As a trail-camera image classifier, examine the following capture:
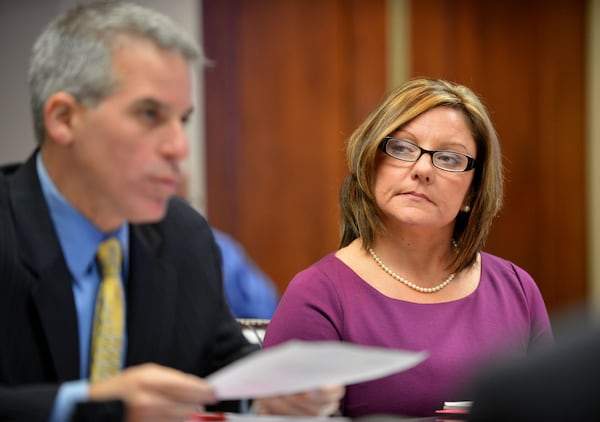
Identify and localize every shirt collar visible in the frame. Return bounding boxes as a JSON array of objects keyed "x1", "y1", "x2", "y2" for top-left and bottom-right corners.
[{"x1": 36, "y1": 153, "x2": 129, "y2": 281}]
